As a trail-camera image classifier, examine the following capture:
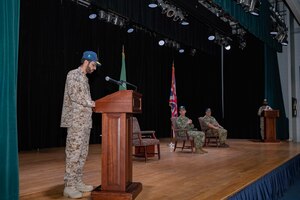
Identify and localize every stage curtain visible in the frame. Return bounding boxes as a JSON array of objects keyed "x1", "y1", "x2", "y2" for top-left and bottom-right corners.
[
  {"x1": 229, "y1": 155, "x2": 300, "y2": 200},
  {"x1": 0, "y1": 0, "x2": 20, "y2": 199}
]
